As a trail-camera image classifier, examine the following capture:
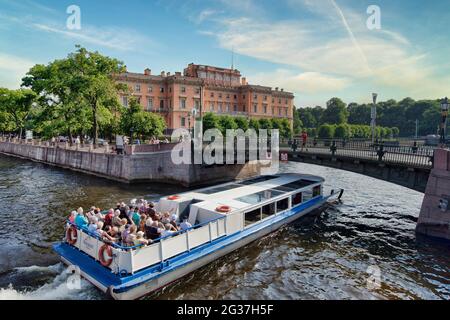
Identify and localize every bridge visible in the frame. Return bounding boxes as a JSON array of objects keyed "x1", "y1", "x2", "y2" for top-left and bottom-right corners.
[{"x1": 281, "y1": 139, "x2": 435, "y2": 193}]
